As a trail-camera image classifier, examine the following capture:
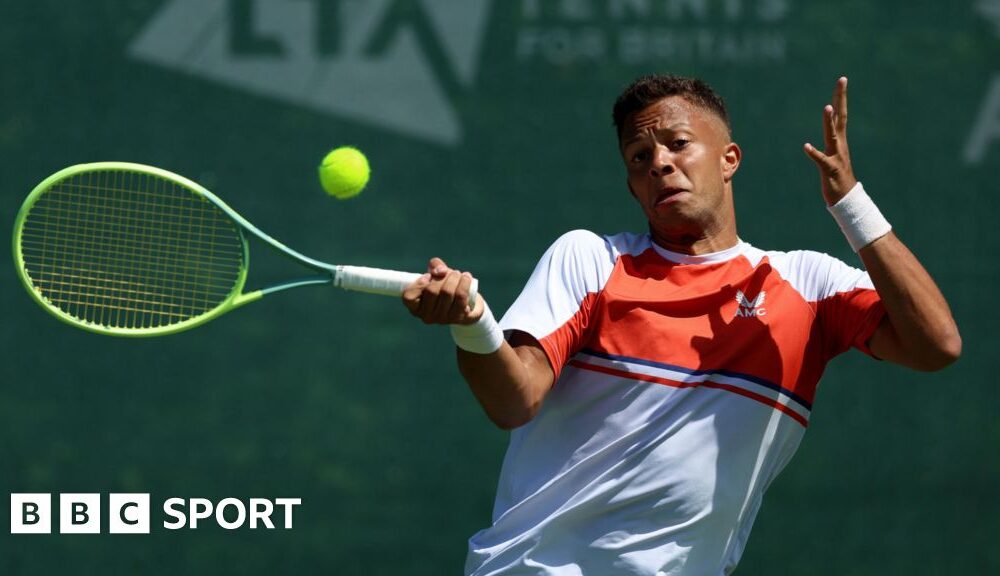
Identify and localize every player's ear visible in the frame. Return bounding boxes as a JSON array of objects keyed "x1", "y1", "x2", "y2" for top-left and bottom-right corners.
[{"x1": 721, "y1": 142, "x2": 741, "y2": 182}]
